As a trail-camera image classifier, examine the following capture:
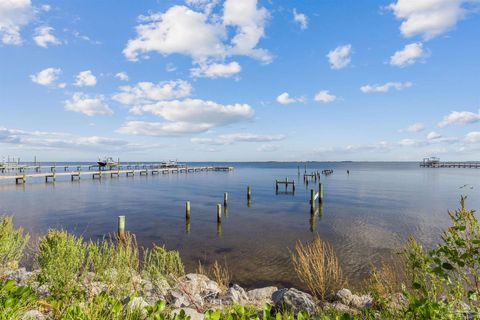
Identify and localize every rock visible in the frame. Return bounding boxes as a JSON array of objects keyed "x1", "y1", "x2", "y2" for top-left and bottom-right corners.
[
  {"x1": 223, "y1": 284, "x2": 249, "y2": 304},
  {"x1": 272, "y1": 288, "x2": 316, "y2": 315},
  {"x1": 142, "y1": 277, "x2": 171, "y2": 304},
  {"x1": 168, "y1": 274, "x2": 221, "y2": 308},
  {"x1": 21, "y1": 310, "x2": 46, "y2": 320},
  {"x1": 350, "y1": 294, "x2": 373, "y2": 309},
  {"x1": 126, "y1": 297, "x2": 149, "y2": 317},
  {"x1": 335, "y1": 288, "x2": 353, "y2": 306},
  {"x1": 247, "y1": 286, "x2": 277, "y2": 302},
  {"x1": 172, "y1": 307, "x2": 204, "y2": 320},
  {"x1": 332, "y1": 302, "x2": 352, "y2": 313},
  {"x1": 3, "y1": 268, "x2": 33, "y2": 286}
]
